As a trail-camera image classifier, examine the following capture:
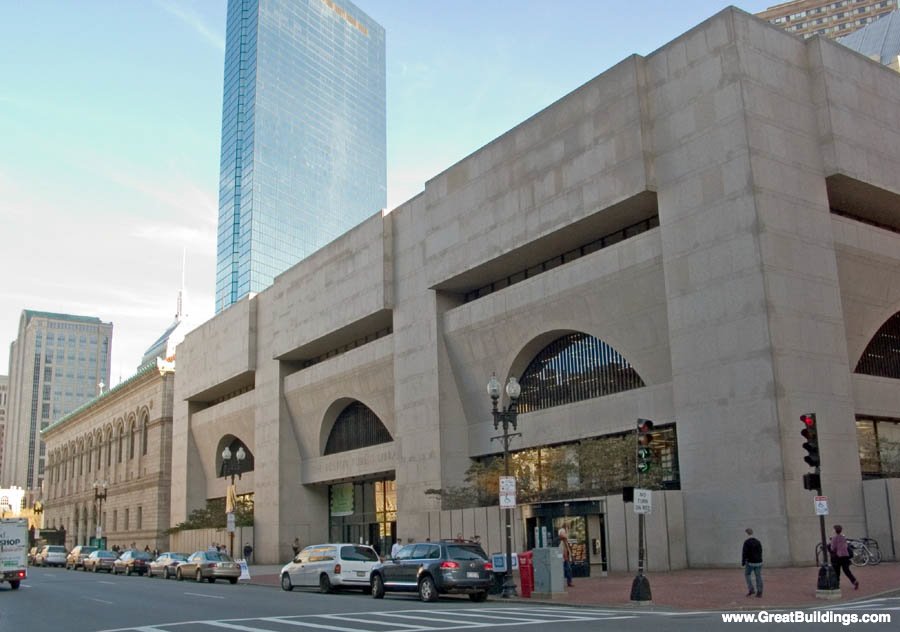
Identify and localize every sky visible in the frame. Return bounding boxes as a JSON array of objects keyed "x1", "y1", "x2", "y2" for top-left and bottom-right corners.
[{"x1": 0, "y1": 0, "x2": 776, "y2": 381}]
